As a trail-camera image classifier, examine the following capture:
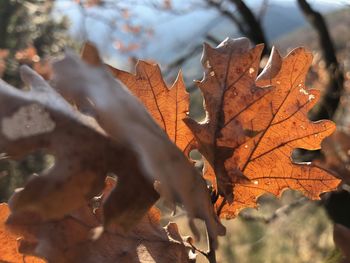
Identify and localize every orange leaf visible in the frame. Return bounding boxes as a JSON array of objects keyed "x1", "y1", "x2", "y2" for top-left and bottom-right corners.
[
  {"x1": 185, "y1": 38, "x2": 340, "y2": 218},
  {"x1": 108, "y1": 61, "x2": 195, "y2": 155},
  {"x1": 5, "y1": 179, "x2": 195, "y2": 263},
  {"x1": 0, "y1": 203, "x2": 44, "y2": 263}
]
